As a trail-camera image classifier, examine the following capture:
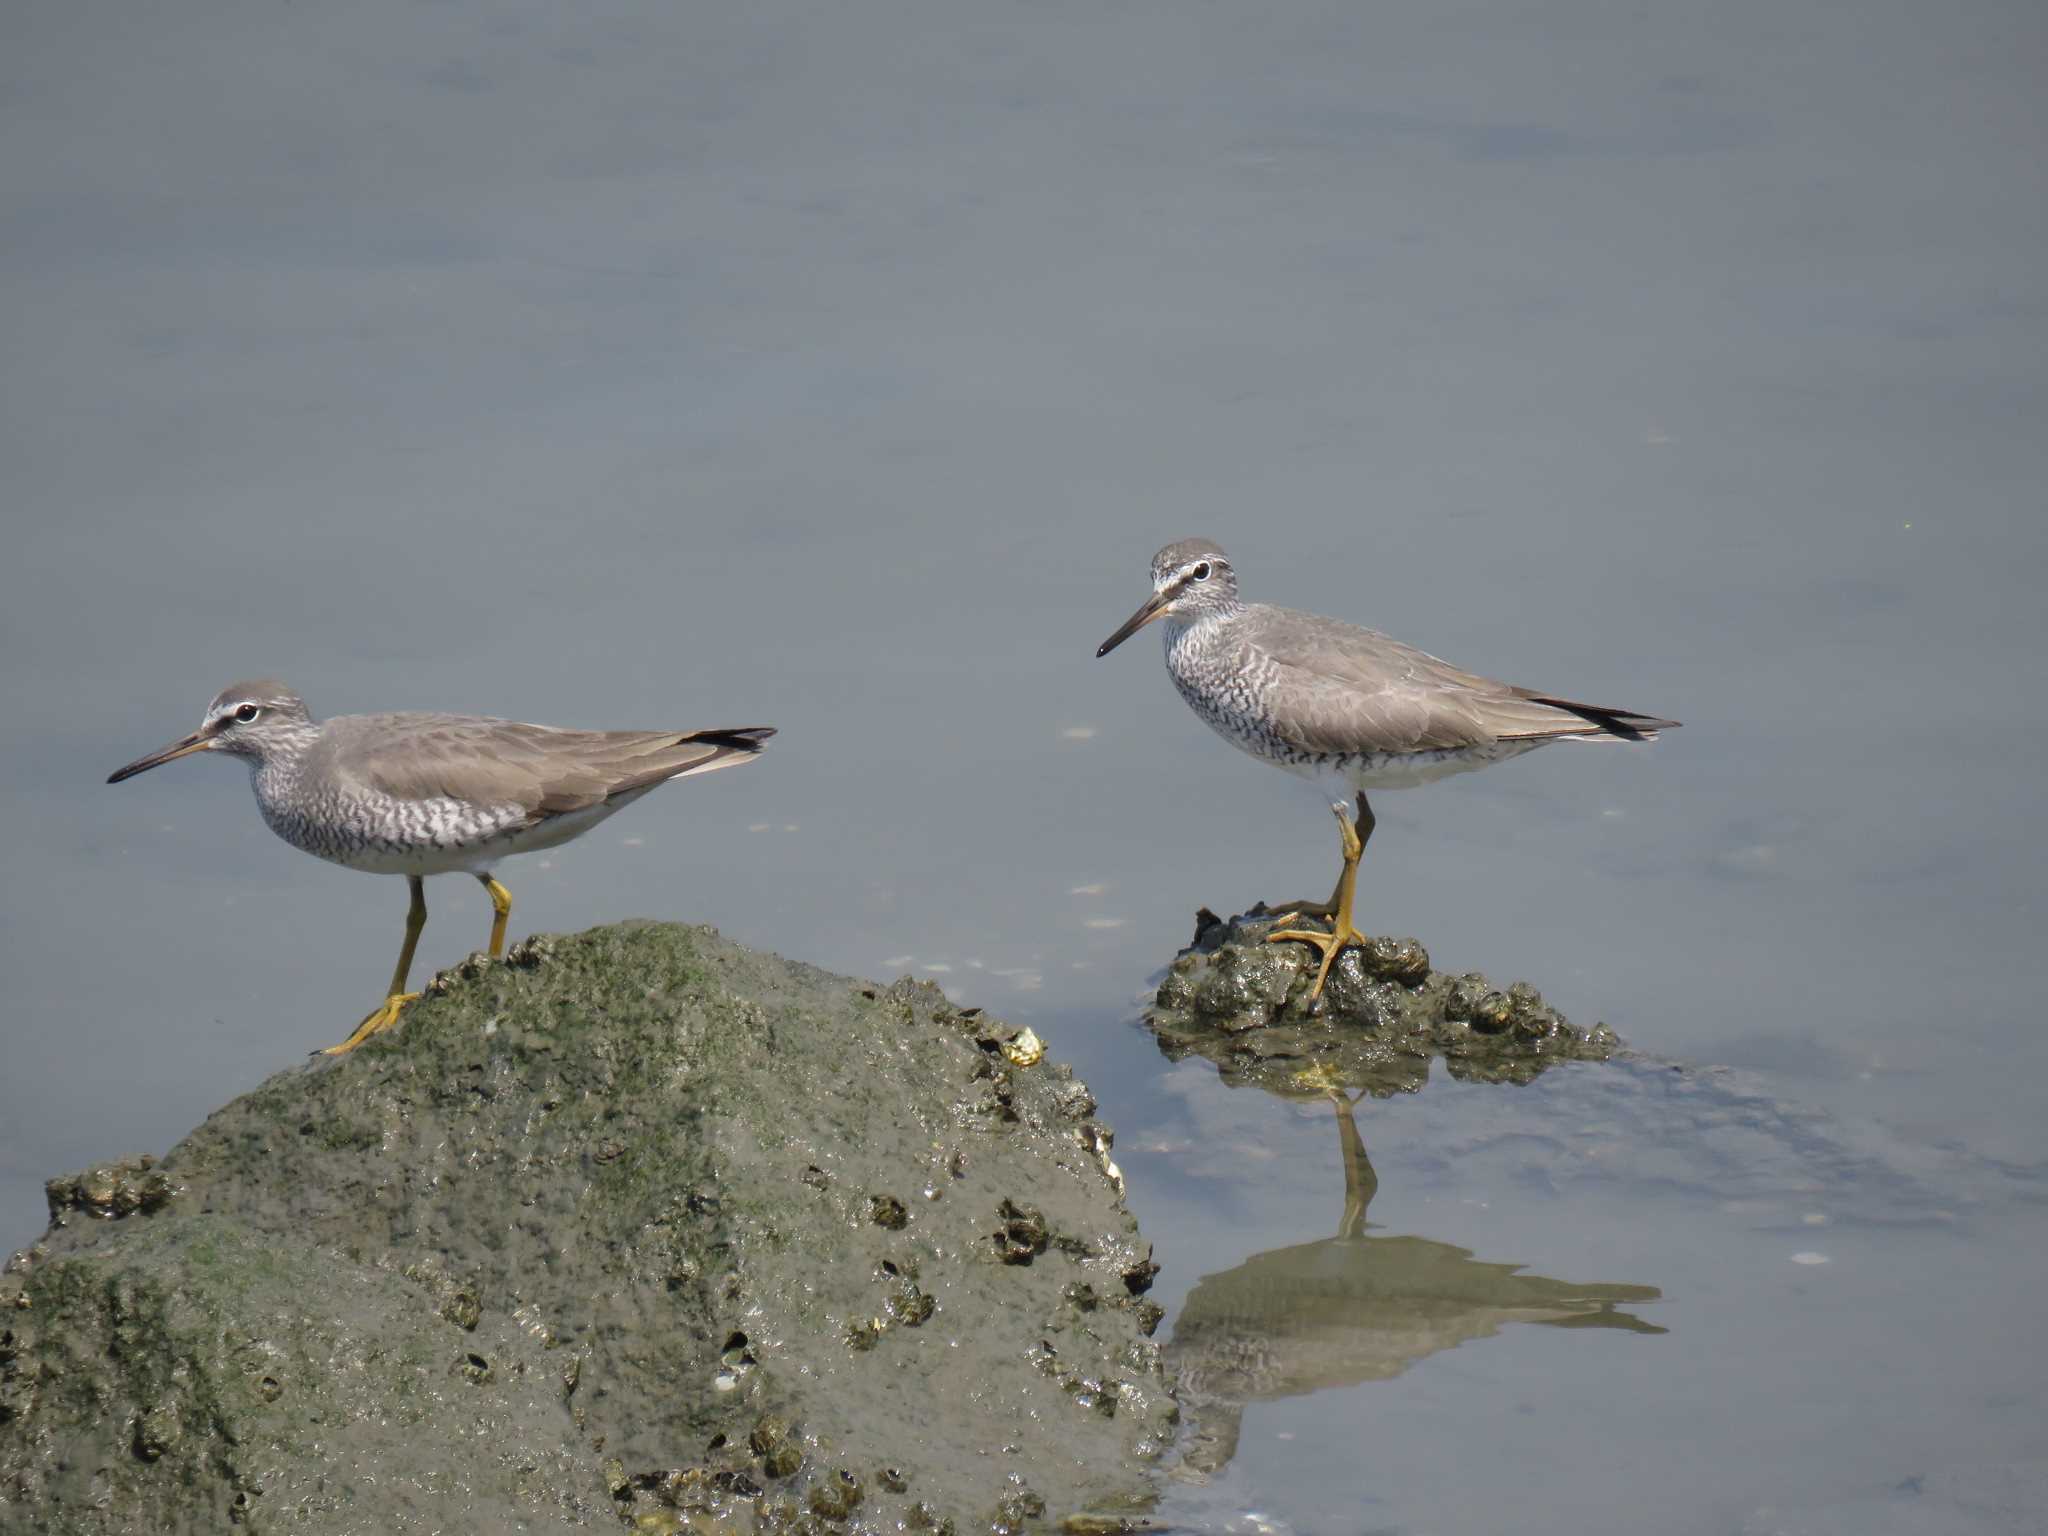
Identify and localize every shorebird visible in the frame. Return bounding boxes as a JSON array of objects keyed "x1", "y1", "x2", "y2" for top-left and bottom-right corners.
[
  {"x1": 109, "y1": 680, "x2": 774, "y2": 1054},
  {"x1": 1097, "y1": 539, "x2": 1676, "y2": 1003}
]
